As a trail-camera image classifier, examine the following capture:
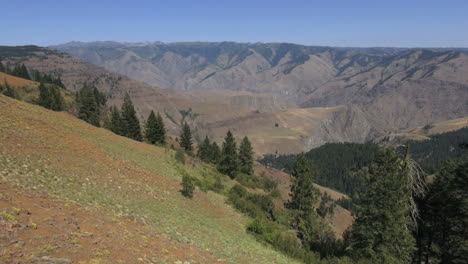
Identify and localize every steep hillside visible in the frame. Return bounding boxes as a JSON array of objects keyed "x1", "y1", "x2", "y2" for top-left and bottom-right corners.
[{"x1": 0, "y1": 95, "x2": 298, "y2": 263}]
